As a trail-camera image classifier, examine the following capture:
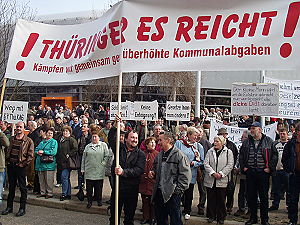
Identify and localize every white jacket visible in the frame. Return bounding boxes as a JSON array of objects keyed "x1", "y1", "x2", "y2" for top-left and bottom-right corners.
[{"x1": 204, "y1": 146, "x2": 234, "y2": 188}]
